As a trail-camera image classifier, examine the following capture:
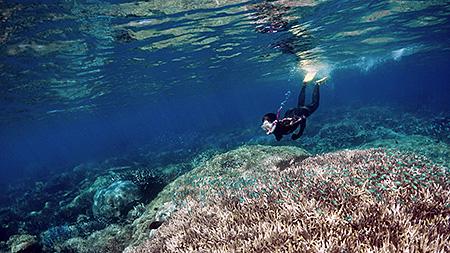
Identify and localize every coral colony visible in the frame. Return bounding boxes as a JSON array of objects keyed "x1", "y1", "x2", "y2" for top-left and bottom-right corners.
[{"x1": 126, "y1": 146, "x2": 449, "y2": 253}]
